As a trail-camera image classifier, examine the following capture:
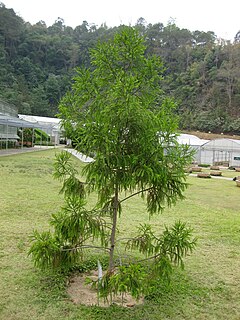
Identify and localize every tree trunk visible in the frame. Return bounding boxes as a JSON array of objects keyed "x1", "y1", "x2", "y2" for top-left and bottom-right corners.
[{"x1": 108, "y1": 185, "x2": 118, "y2": 271}]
